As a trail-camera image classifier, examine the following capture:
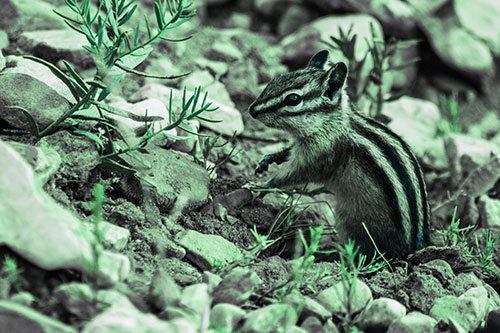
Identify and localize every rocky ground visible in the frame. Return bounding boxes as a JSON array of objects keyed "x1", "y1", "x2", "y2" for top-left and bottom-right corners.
[{"x1": 1, "y1": 0, "x2": 500, "y2": 332}]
